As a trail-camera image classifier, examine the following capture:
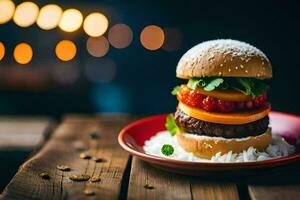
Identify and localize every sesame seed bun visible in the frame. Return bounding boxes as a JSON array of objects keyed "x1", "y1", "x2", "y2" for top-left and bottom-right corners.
[
  {"x1": 176, "y1": 128, "x2": 271, "y2": 159},
  {"x1": 176, "y1": 39, "x2": 272, "y2": 80}
]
